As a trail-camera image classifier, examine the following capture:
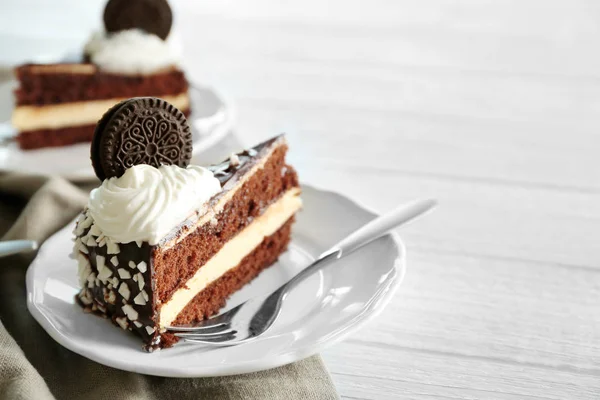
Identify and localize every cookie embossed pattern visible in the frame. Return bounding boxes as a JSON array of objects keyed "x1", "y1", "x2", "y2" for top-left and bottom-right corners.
[{"x1": 91, "y1": 97, "x2": 193, "y2": 180}]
